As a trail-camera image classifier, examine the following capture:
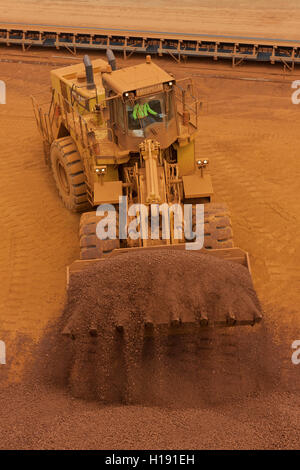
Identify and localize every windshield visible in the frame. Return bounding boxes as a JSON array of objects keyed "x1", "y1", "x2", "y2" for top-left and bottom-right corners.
[{"x1": 126, "y1": 92, "x2": 172, "y2": 137}]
